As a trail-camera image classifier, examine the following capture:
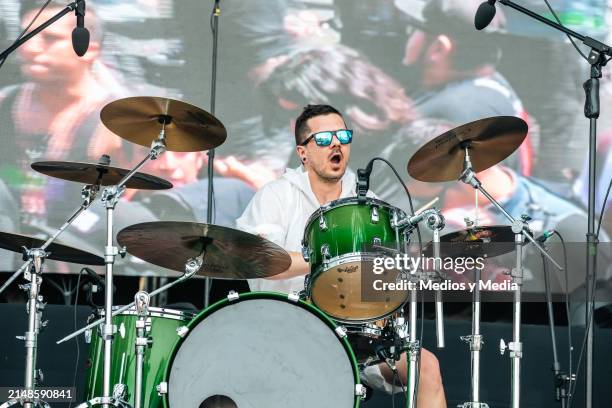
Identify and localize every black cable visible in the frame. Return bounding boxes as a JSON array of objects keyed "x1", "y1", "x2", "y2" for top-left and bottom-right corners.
[
  {"x1": 552, "y1": 231, "x2": 572, "y2": 401},
  {"x1": 595, "y1": 176, "x2": 611, "y2": 238},
  {"x1": 541, "y1": 231, "x2": 573, "y2": 406},
  {"x1": 542, "y1": 0, "x2": 589, "y2": 61},
  {"x1": 0, "y1": 0, "x2": 53, "y2": 70},
  {"x1": 68, "y1": 267, "x2": 85, "y2": 408}
]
